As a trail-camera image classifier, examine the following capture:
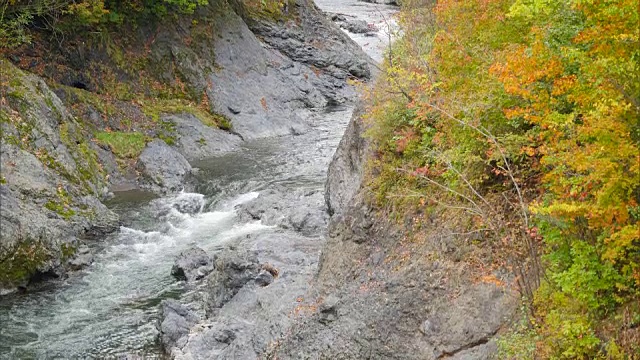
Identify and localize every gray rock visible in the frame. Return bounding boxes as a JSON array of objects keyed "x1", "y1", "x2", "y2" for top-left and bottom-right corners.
[
  {"x1": 67, "y1": 245, "x2": 94, "y2": 270},
  {"x1": 136, "y1": 140, "x2": 192, "y2": 195},
  {"x1": 341, "y1": 19, "x2": 376, "y2": 34},
  {"x1": 167, "y1": 114, "x2": 242, "y2": 162},
  {"x1": 172, "y1": 195, "x2": 204, "y2": 216},
  {"x1": 158, "y1": 299, "x2": 200, "y2": 353},
  {"x1": 325, "y1": 104, "x2": 368, "y2": 216},
  {"x1": 254, "y1": 270, "x2": 274, "y2": 287},
  {"x1": 171, "y1": 246, "x2": 214, "y2": 282},
  {"x1": 358, "y1": 0, "x2": 399, "y2": 5},
  {"x1": 205, "y1": 248, "x2": 261, "y2": 313},
  {"x1": 0, "y1": 62, "x2": 119, "y2": 293},
  {"x1": 236, "y1": 187, "x2": 328, "y2": 236},
  {"x1": 247, "y1": 0, "x2": 374, "y2": 81}
]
